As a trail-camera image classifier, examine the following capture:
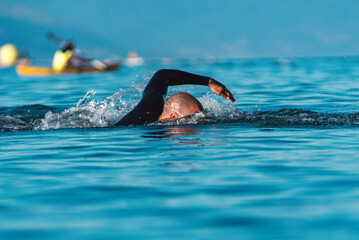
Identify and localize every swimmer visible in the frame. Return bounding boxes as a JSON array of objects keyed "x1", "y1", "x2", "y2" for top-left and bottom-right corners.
[{"x1": 115, "y1": 69, "x2": 235, "y2": 125}]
